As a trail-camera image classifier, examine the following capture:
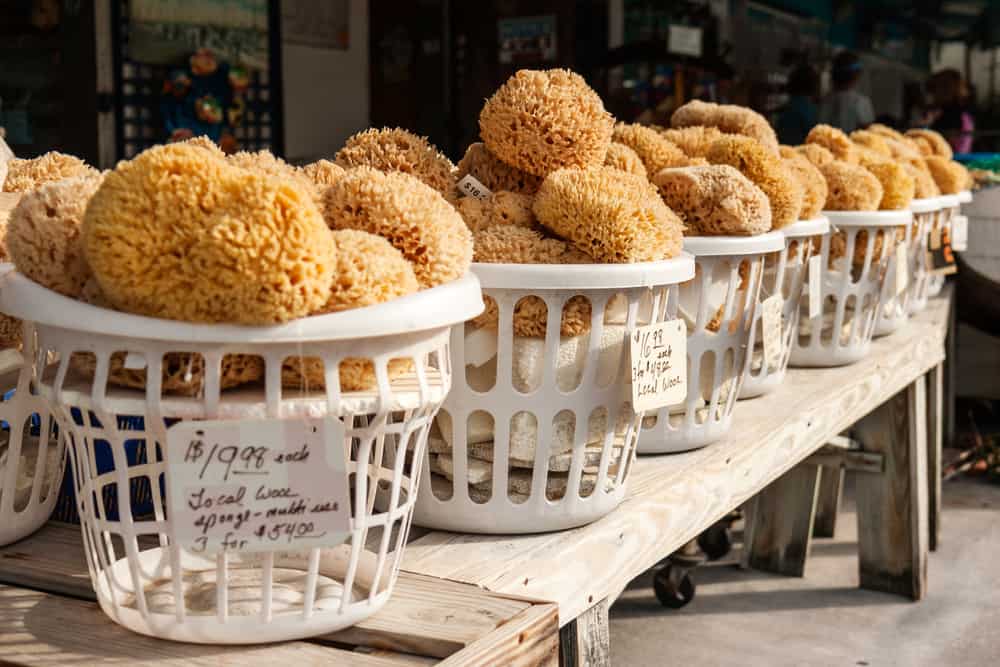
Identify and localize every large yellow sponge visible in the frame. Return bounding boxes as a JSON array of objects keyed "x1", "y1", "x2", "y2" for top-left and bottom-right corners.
[
  {"x1": 455, "y1": 142, "x2": 542, "y2": 195},
  {"x1": 479, "y1": 69, "x2": 614, "y2": 177},
  {"x1": 653, "y1": 165, "x2": 772, "y2": 236},
  {"x1": 706, "y1": 135, "x2": 803, "y2": 228},
  {"x1": 670, "y1": 100, "x2": 779, "y2": 155},
  {"x1": 335, "y1": 127, "x2": 456, "y2": 200},
  {"x1": 83, "y1": 143, "x2": 336, "y2": 324}
]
